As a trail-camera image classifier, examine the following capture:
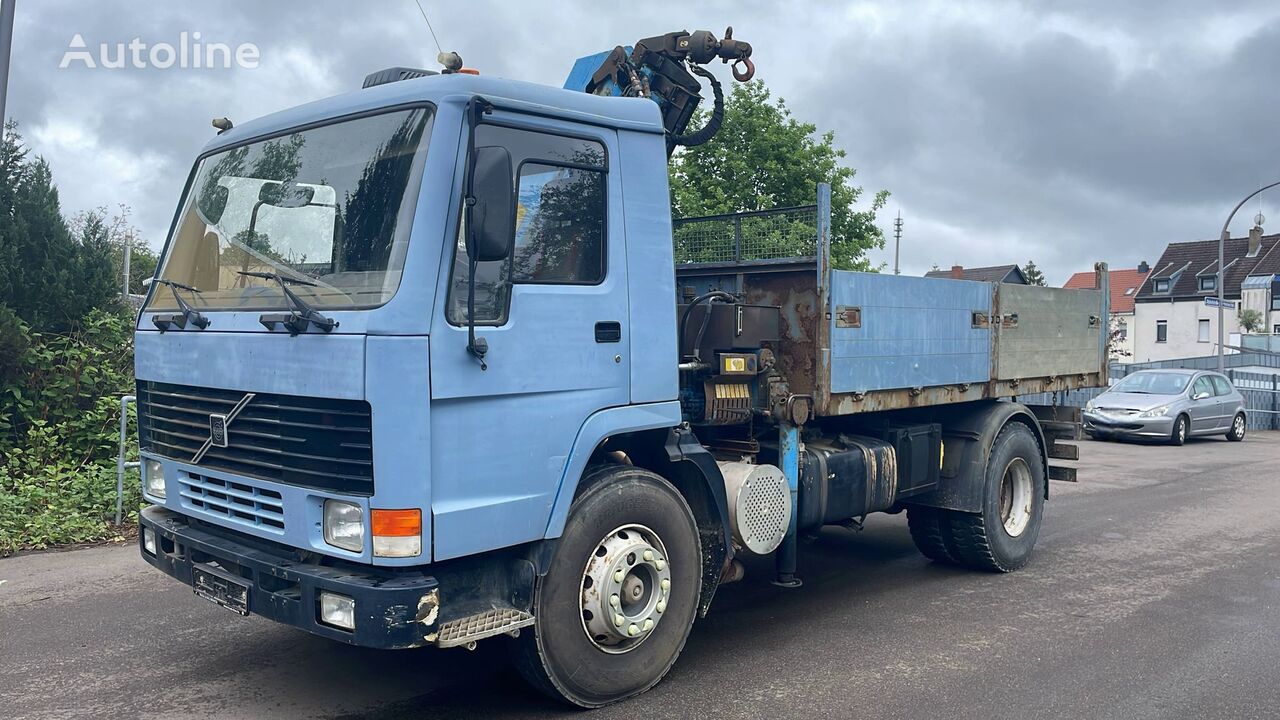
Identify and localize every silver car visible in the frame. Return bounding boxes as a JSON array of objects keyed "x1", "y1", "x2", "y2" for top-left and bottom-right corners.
[{"x1": 1082, "y1": 369, "x2": 1247, "y2": 445}]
